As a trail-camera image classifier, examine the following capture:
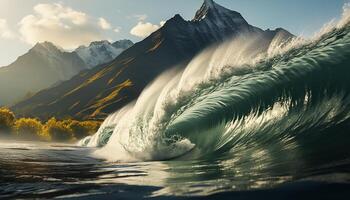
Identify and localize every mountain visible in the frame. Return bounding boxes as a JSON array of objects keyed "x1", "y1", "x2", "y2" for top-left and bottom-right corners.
[
  {"x1": 13, "y1": 0, "x2": 294, "y2": 120},
  {"x1": 0, "y1": 40, "x2": 133, "y2": 106},
  {"x1": 0, "y1": 42, "x2": 86, "y2": 105},
  {"x1": 75, "y1": 40, "x2": 133, "y2": 69}
]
